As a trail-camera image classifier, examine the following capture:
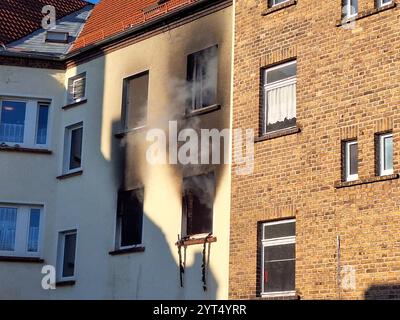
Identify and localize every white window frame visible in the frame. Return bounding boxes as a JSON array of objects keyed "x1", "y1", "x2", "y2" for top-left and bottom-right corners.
[
  {"x1": 345, "y1": 140, "x2": 358, "y2": 182},
  {"x1": 343, "y1": 0, "x2": 358, "y2": 19},
  {"x1": 62, "y1": 122, "x2": 83, "y2": 175},
  {"x1": 0, "y1": 203, "x2": 44, "y2": 258},
  {"x1": 269, "y1": 0, "x2": 290, "y2": 7},
  {"x1": 261, "y1": 219, "x2": 296, "y2": 297},
  {"x1": 57, "y1": 230, "x2": 78, "y2": 281},
  {"x1": 0, "y1": 97, "x2": 51, "y2": 149},
  {"x1": 377, "y1": 0, "x2": 392, "y2": 8},
  {"x1": 68, "y1": 73, "x2": 86, "y2": 104},
  {"x1": 263, "y1": 60, "x2": 297, "y2": 134},
  {"x1": 379, "y1": 133, "x2": 394, "y2": 176}
]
